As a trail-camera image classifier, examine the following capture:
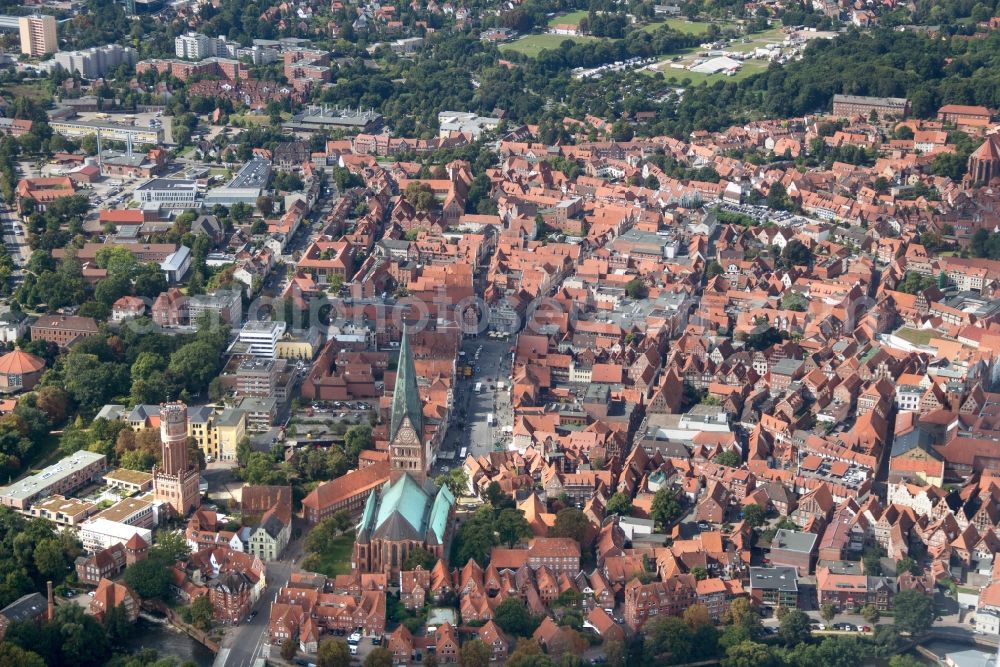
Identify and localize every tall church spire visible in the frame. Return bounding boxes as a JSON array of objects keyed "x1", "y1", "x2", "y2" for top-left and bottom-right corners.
[{"x1": 390, "y1": 325, "x2": 423, "y2": 443}]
